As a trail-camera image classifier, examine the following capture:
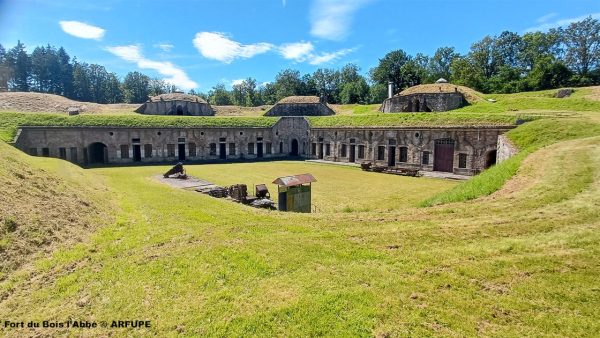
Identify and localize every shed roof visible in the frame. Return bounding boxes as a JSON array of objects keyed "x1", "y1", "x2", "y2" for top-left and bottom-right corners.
[
  {"x1": 277, "y1": 96, "x2": 321, "y2": 104},
  {"x1": 272, "y1": 173, "x2": 317, "y2": 186},
  {"x1": 147, "y1": 93, "x2": 208, "y2": 104}
]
